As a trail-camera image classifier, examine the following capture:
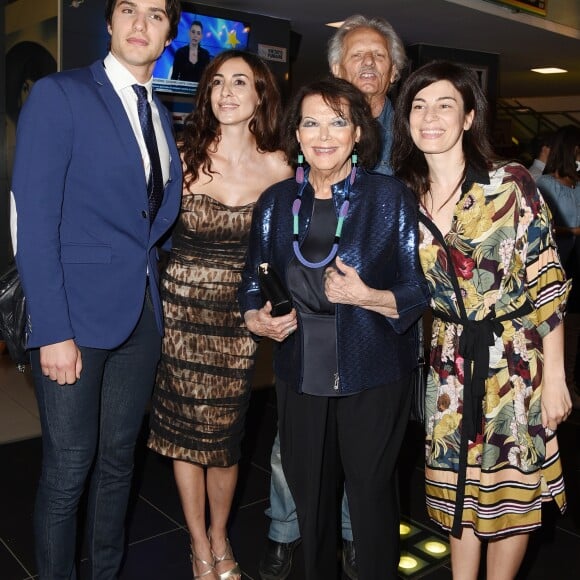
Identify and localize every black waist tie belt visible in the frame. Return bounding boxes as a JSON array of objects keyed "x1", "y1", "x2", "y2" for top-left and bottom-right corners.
[
  {"x1": 433, "y1": 301, "x2": 533, "y2": 538},
  {"x1": 419, "y1": 209, "x2": 534, "y2": 538}
]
